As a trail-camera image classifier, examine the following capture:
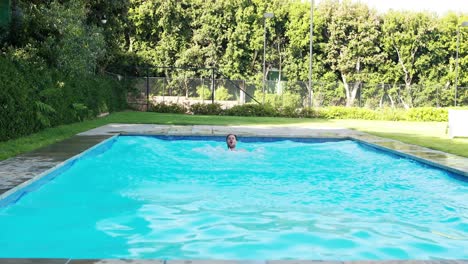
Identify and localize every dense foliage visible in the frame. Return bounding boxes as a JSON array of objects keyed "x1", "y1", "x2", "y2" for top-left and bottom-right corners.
[
  {"x1": 4, "y1": 0, "x2": 465, "y2": 105},
  {"x1": 150, "y1": 102, "x2": 187, "y2": 114},
  {"x1": 1, "y1": 0, "x2": 467, "y2": 143},
  {"x1": 190, "y1": 103, "x2": 224, "y2": 115},
  {"x1": 0, "y1": 1, "x2": 130, "y2": 142},
  {"x1": 97, "y1": 0, "x2": 467, "y2": 107},
  {"x1": 0, "y1": 55, "x2": 128, "y2": 141}
]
